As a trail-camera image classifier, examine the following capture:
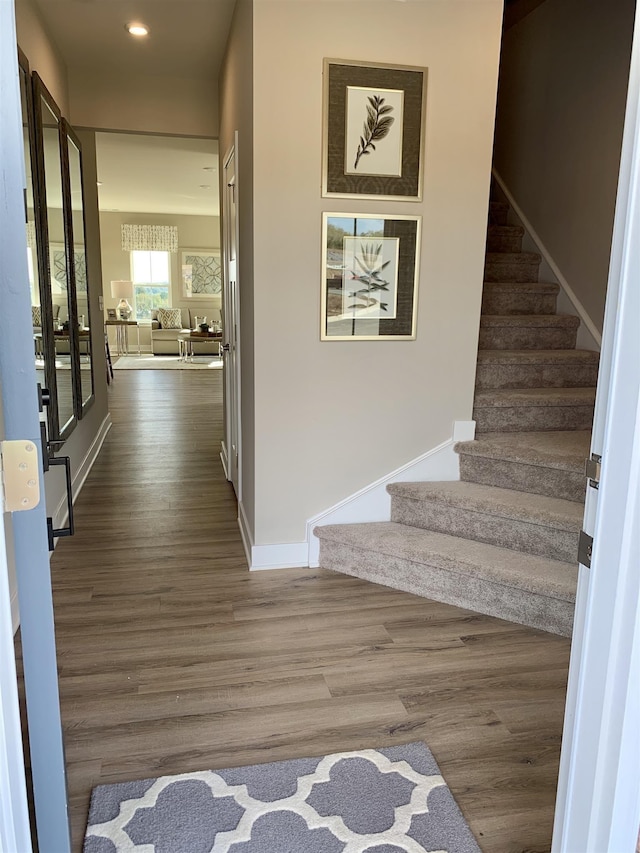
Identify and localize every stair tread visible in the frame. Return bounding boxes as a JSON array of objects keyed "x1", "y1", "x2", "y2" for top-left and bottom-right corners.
[
  {"x1": 474, "y1": 387, "x2": 596, "y2": 407},
  {"x1": 455, "y1": 430, "x2": 592, "y2": 472},
  {"x1": 387, "y1": 480, "x2": 583, "y2": 532},
  {"x1": 485, "y1": 252, "x2": 541, "y2": 263},
  {"x1": 487, "y1": 224, "x2": 524, "y2": 236},
  {"x1": 482, "y1": 281, "x2": 559, "y2": 292},
  {"x1": 315, "y1": 522, "x2": 577, "y2": 601},
  {"x1": 480, "y1": 314, "x2": 580, "y2": 327},
  {"x1": 477, "y1": 349, "x2": 599, "y2": 364}
]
